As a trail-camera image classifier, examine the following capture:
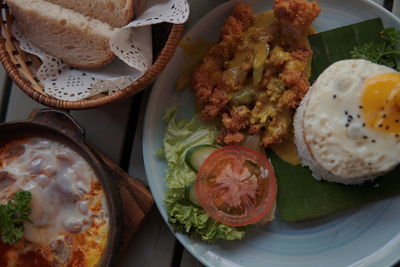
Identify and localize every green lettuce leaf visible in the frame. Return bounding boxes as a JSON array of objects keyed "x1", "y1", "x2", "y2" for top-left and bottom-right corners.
[
  {"x1": 161, "y1": 106, "x2": 246, "y2": 242},
  {"x1": 162, "y1": 105, "x2": 218, "y2": 189}
]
